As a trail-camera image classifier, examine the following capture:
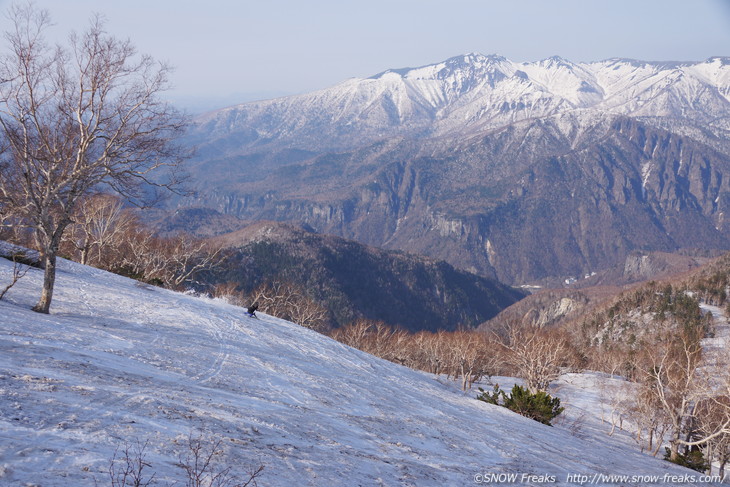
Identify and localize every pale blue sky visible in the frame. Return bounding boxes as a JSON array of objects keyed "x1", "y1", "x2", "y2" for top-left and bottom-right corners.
[{"x1": 1, "y1": 0, "x2": 729, "y2": 111}]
